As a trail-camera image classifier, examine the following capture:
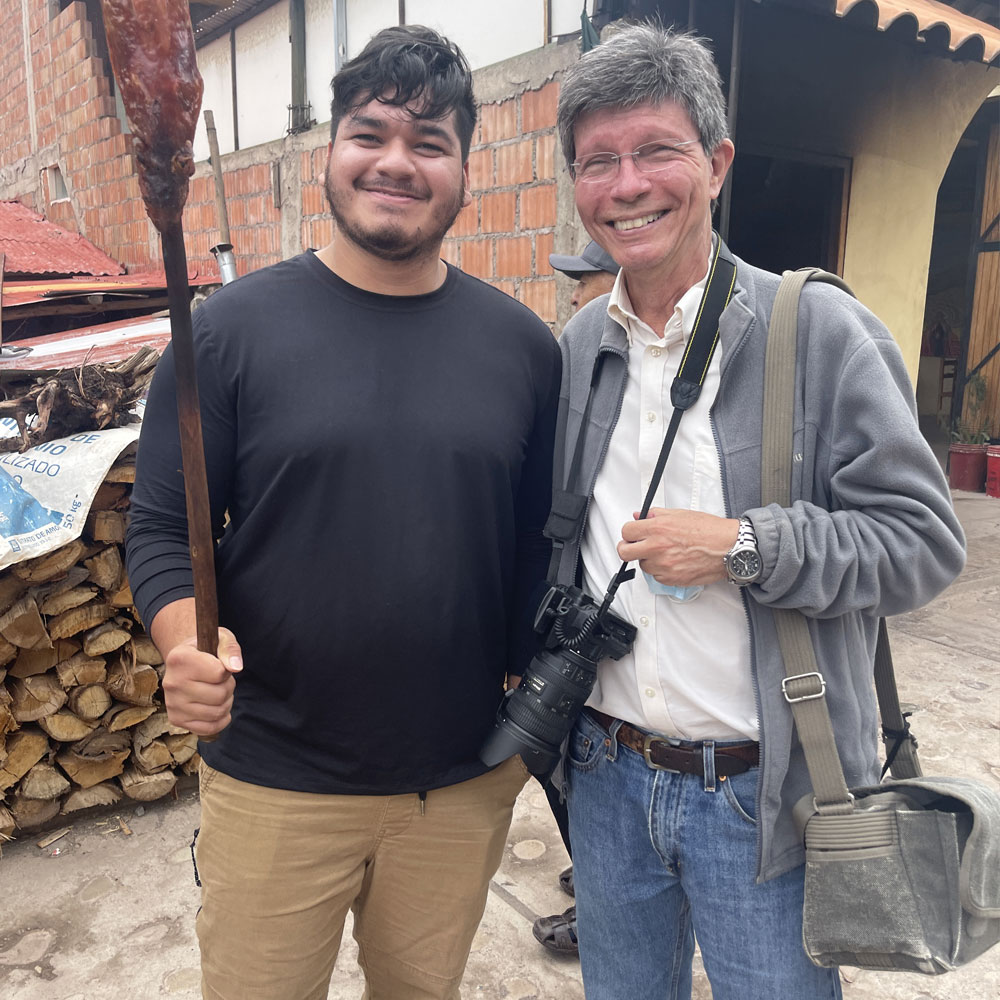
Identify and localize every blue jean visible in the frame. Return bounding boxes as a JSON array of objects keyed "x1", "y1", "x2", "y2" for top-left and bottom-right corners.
[{"x1": 565, "y1": 710, "x2": 842, "y2": 1000}]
